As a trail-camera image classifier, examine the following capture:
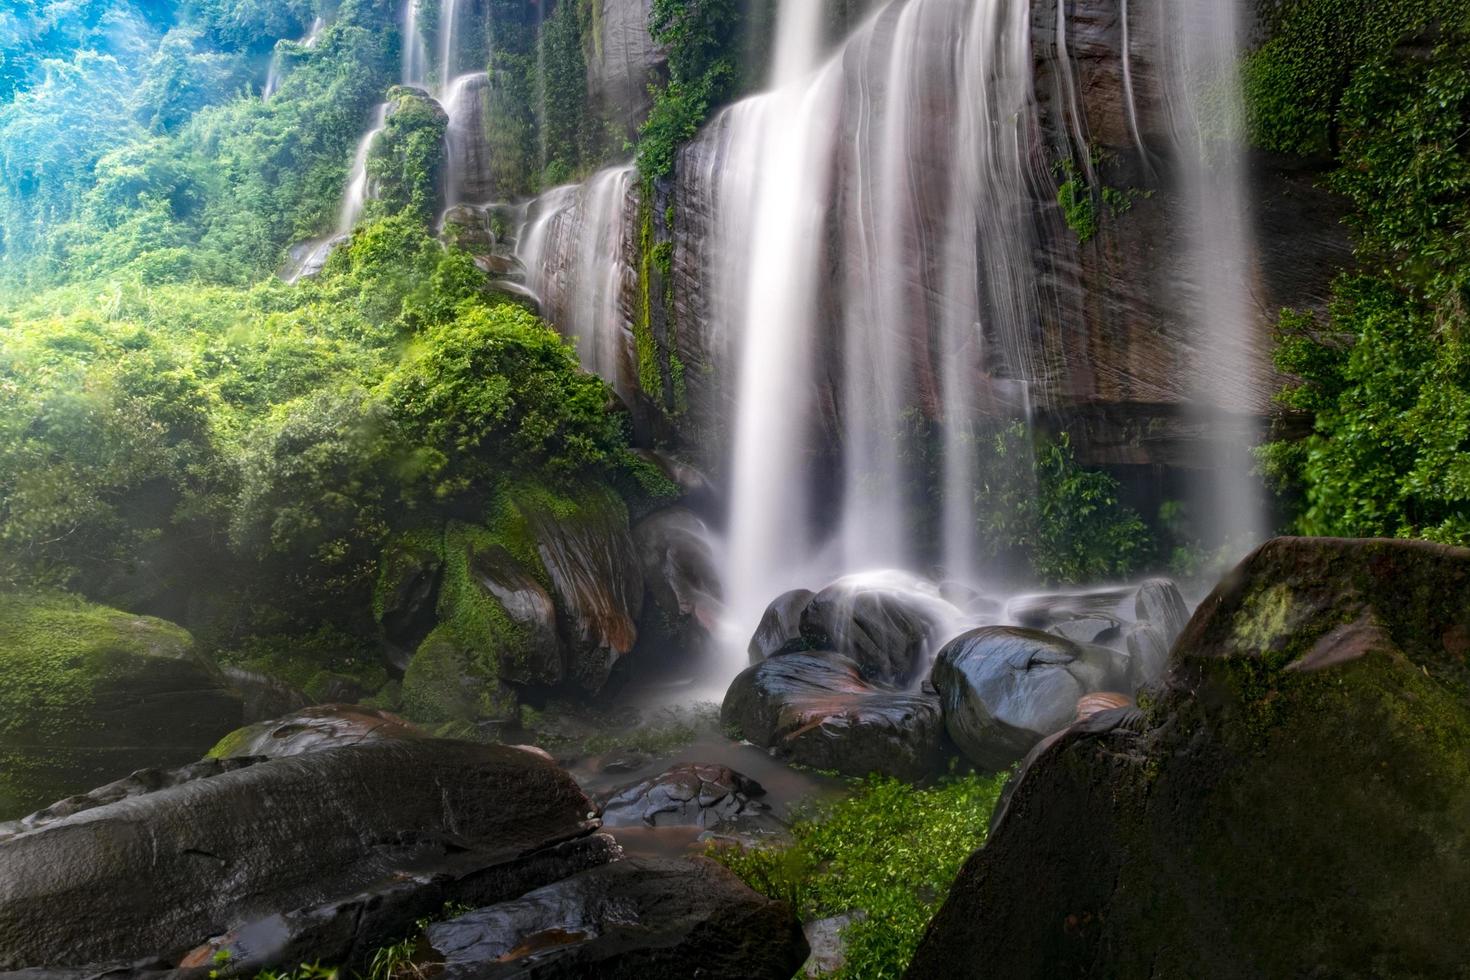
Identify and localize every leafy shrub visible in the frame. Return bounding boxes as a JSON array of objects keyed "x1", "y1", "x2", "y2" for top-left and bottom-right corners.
[{"x1": 710, "y1": 773, "x2": 1008, "y2": 979}]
